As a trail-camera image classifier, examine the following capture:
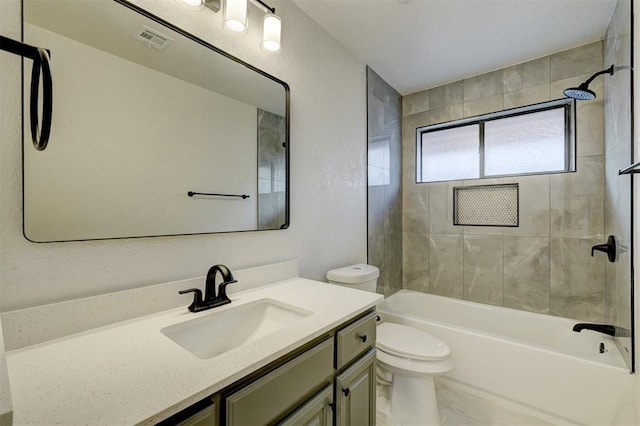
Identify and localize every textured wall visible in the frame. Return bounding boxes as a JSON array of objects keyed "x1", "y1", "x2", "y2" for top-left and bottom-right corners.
[
  {"x1": 402, "y1": 42, "x2": 610, "y2": 322},
  {"x1": 604, "y1": 0, "x2": 633, "y2": 368},
  {"x1": 0, "y1": 0, "x2": 367, "y2": 311},
  {"x1": 367, "y1": 68, "x2": 403, "y2": 296}
]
